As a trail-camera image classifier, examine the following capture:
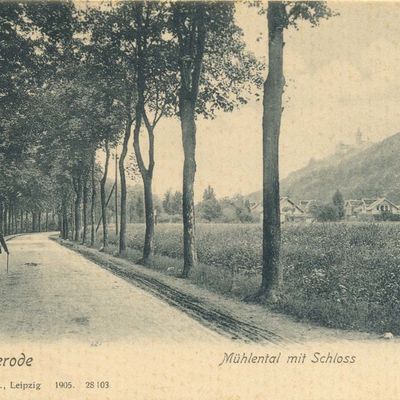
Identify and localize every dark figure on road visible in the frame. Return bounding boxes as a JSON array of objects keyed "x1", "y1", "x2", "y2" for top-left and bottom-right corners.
[{"x1": 0, "y1": 233, "x2": 9, "y2": 254}]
